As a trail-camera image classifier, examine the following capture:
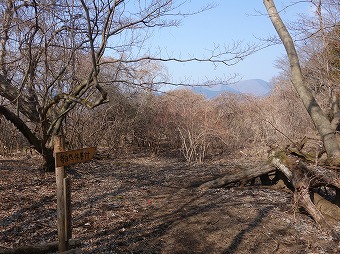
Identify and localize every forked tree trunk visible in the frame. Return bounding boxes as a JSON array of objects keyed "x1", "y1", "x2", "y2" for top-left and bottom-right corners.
[{"x1": 263, "y1": 0, "x2": 340, "y2": 162}]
